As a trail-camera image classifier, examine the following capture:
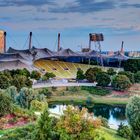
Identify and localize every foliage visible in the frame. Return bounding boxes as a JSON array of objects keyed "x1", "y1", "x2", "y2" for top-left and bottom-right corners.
[
  {"x1": 85, "y1": 67, "x2": 102, "y2": 82},
  {"x1": 107, "y1": 68, "x2": 116, "y2": 76},
  {"x1": 30, "y1": 100, "x2": 46, "y2": 112},
  {"x1": 33, "y1": 106, "x2": 57, "y2": 140},
  {"x1": 117, "y1": 123, "x2": 132, "y2": 139},
  {"x1": 96, "y1": 72, "x2": 111, "y2": 87},
  {"x1": 6, "y1": 86, "x2": 18, "y2": 103},
  {"x1": 12, "y1": 74, "x2": 32, "y2": 91},
  {"x1": 39, "y1": 88, "x2": 52, "y2": 98},
  {"x1": 123, "y1": 59, "x2": 140, "y2": 73},
  {"x1": 42, "y1": 72, "x2": 56, "y2": 81},
  {"x1": 0, "y1": 124, "x2": 35, "y2": 140},
  {"x1": 112, "y1": 74, "x2": 132, "y2": 91},
  {"x1": 30, "y1": 70, "x2": 41, "y2": 80},
  {"x1": 98, "y1": 116, "x2": 109, "y2": 128},
  {"x1": 0, "y1": 92, "x2": 13, "y2": 117},
  {"x1": 76, "y1": 69, "x2": 85, "y2": 80},
  {"x1": 0, "y1": 74, "x2": 11, "y2": 89},
  {"x1": 56, "y1": 106, "x2": 102, "y2": 140},
  {"x1": 68, "y1": 86, "x2": 80, "y2": 93},
  {"x1": 118, "y1": 71, "x2": 135, "y2": 84},
  {"x1": 81, "y1": 86, "x2": 111, "y2": 96},
  {"x1": 126, "y1": 95, "x2": 140, "y2": 139},
  {"x1": 16, "y1": 88, "x2": 36, "y2": 109},
  {"x1": 134, "y1": 71, "x2": 140, "y2": 83}
]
